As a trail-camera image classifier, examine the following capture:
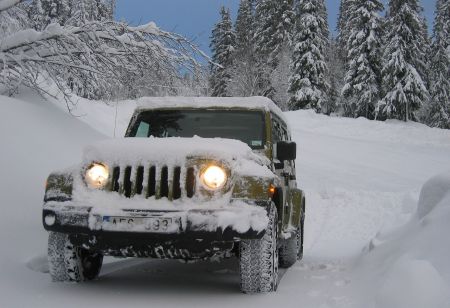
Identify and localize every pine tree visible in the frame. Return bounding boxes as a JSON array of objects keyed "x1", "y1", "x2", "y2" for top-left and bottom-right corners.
[
  {"x1": 97, "y1": 0, "x2": 115, "y2": 21},
  {"x1": 29, "y1": 0, "x2": 72, "y2": 30},
  {"x1": 28, "y1": 0, "x2": 47, "y2": 30},
  {"x1": 235, "y1": 0, "x2": 253, "y2": 52},
  {"x1": 336, "y1": 0, "x2": 354, "y2": 60},
  {"x1": 342, "y1": 0, "x2": 384, "y2": 119},
  {"x1": 250, "y1": 0, "x2": 294, "y2": 101},
  {"x1": 288, "y1": 0, "x2": 330, "y2": 112},
  {"x1": 254, "y1": 0, "x2": 294, "y2": 68},
  {"x1": 428, "y1": 0, "x2": 450, "y2": 129},
  {"x1": 229, "y1": 0, "x2": 259, "y2": 97},
  {"x1": 326, "y1": 38, "x2": 344, "y2": 115},
  {"x1": 331, "y1": 0, "x2": 356, "y2": 115},
  {"x1": 69, "y1": 0, "x2": 94, "y2": 25},
  {"x1": 377, "y1": 0, "x2": 430, "y2": 122},
  {"x1": 209, "y1": 7, "x2": 236, "y2": 97},
  {"x1": 0, "y1": 2, "x2": 29, "y2": 38}
]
